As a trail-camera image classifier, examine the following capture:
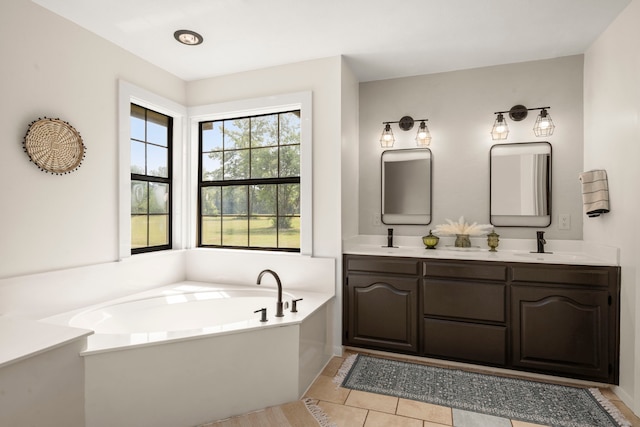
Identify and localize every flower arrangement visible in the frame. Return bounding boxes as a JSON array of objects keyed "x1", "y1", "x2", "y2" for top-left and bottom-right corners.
[{"x1": 433, "y1": 216, "x2": 493, "y2": 236}]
